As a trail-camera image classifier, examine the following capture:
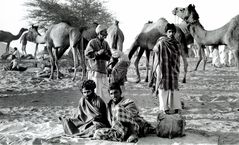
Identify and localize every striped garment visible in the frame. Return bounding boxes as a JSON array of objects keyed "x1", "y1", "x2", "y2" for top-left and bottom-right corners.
[
  {"x1": 155, "y1": 36, "x2": 180, "y2": 91},
  {"x1": 93, "y1": 98, "x2": 154, "y2": 142}
]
